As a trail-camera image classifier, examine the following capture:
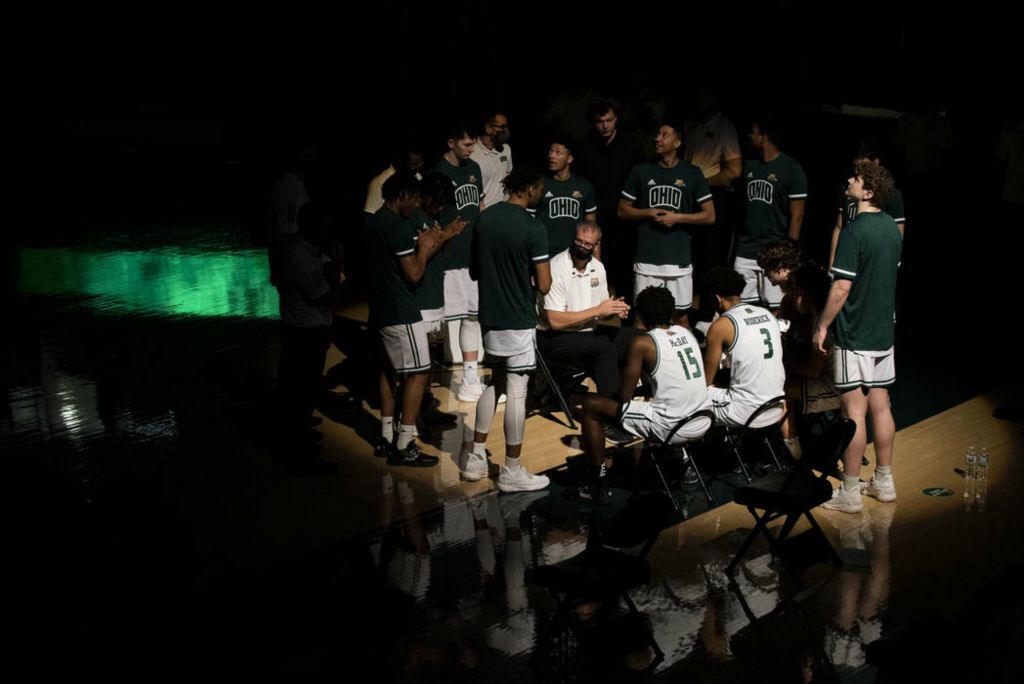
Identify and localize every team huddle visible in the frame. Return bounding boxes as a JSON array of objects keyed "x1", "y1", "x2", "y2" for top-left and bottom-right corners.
[{"x1": 290, "y1": 100, "x2": 903, "y2": 515}]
